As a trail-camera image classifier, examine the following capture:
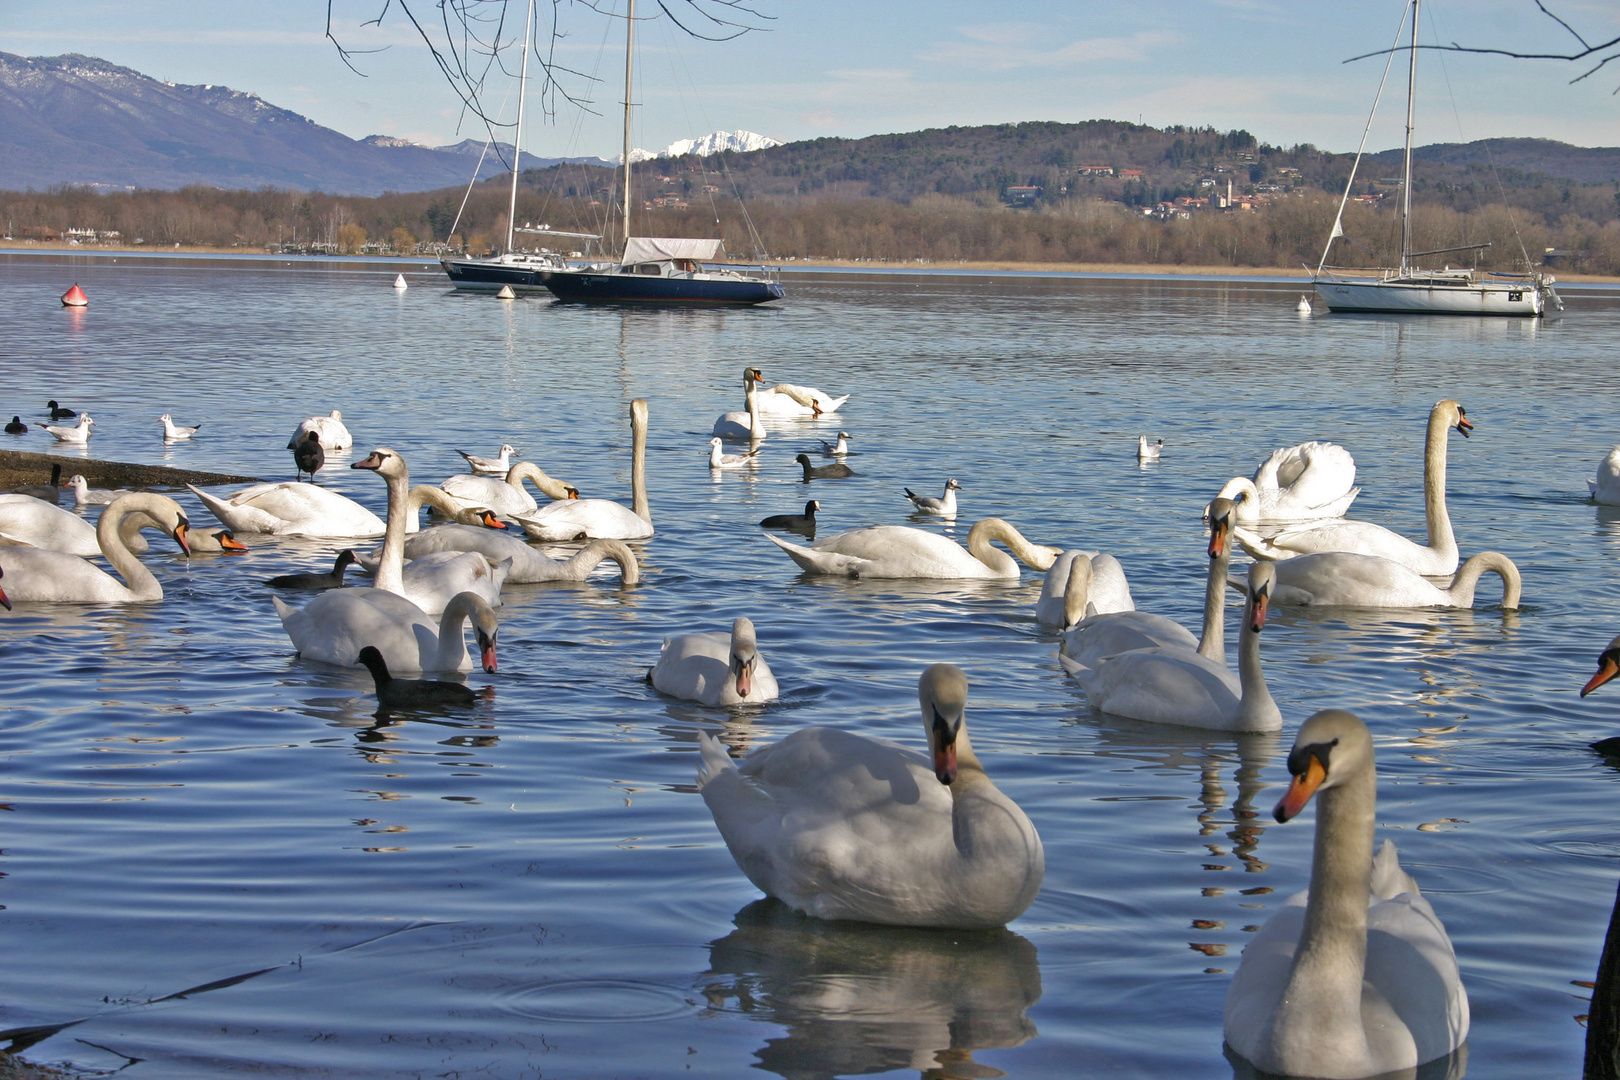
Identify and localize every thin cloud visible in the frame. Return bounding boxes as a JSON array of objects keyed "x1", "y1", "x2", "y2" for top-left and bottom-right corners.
[{"x1": 919, "y1": 27, "x2": 1181, "y2": 72}]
